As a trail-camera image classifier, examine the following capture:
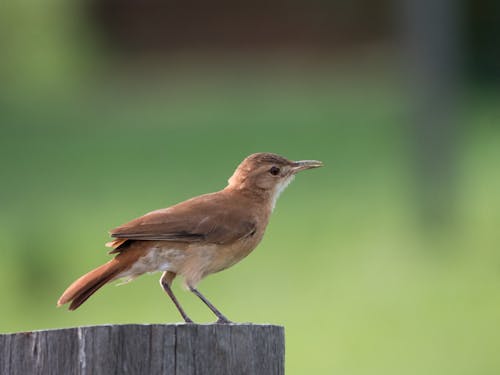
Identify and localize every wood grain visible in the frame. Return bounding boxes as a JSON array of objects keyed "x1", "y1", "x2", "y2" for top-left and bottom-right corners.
[{"x1": 0, "y1": 324, "x2": 284, "y2": 375}]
